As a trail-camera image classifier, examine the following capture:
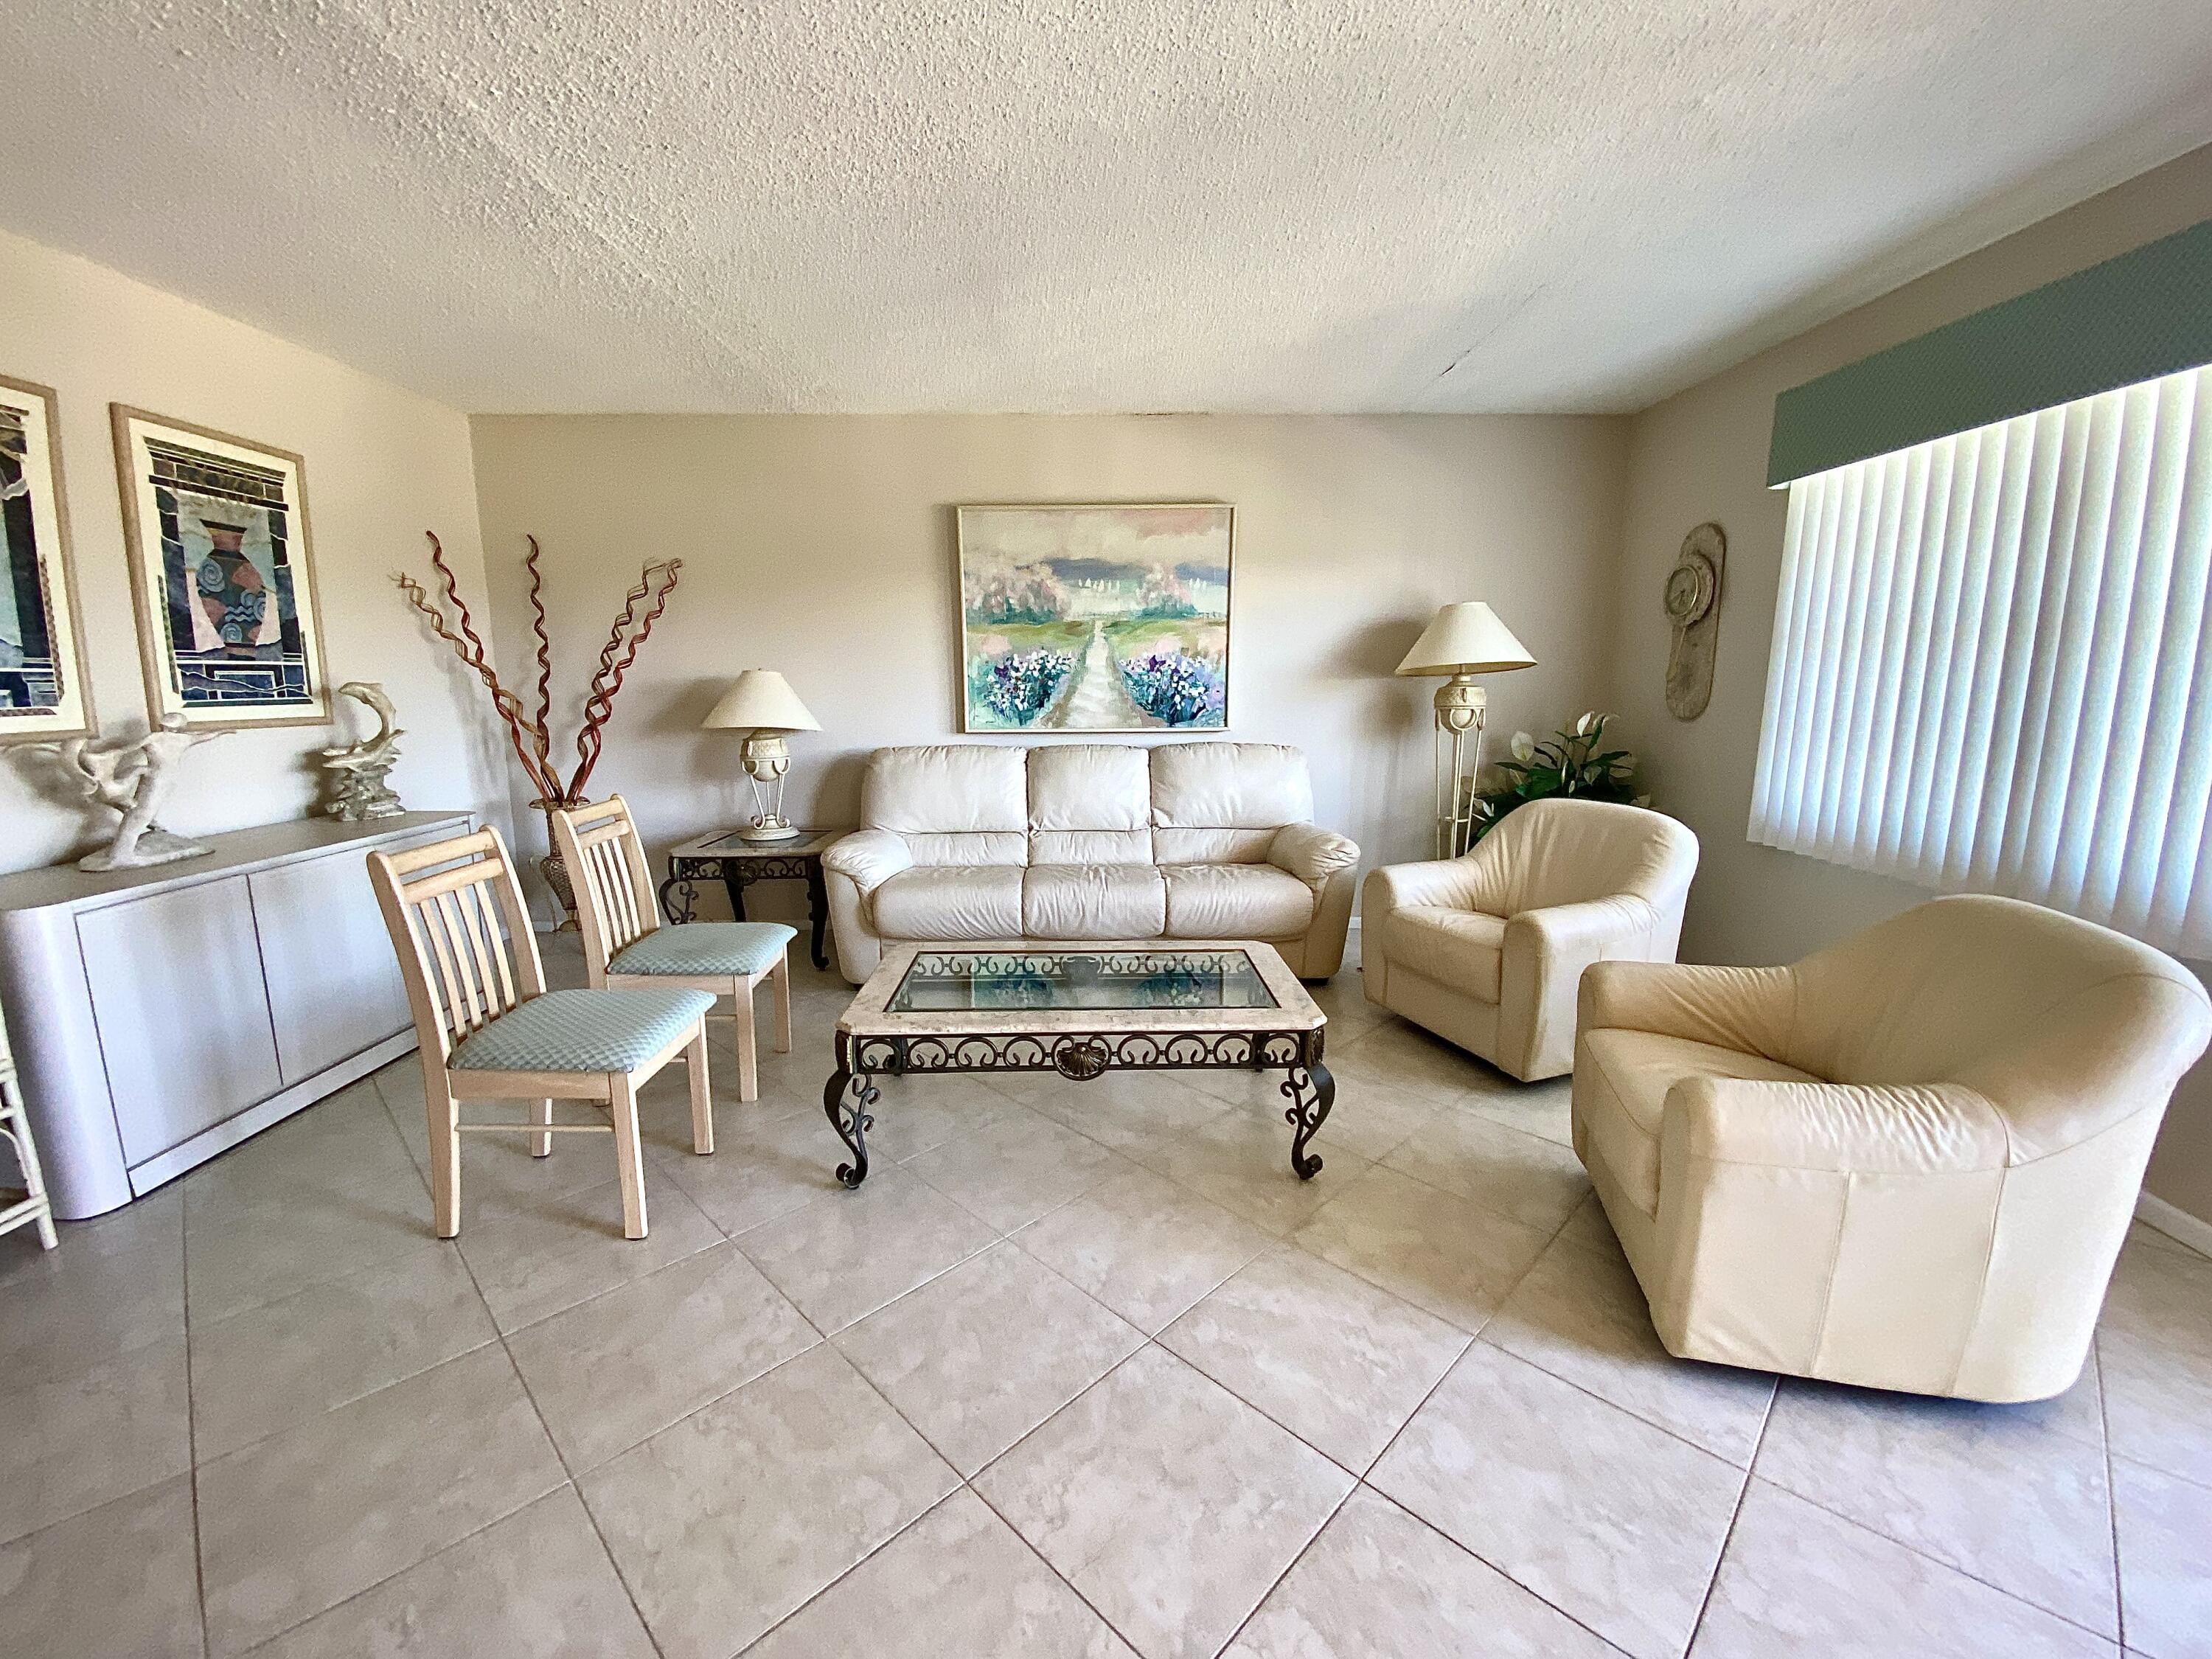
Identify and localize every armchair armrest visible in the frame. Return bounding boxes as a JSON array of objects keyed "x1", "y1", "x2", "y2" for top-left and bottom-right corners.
[
  {"x1": 1498, "y1": 895, "x2": 1665, "y2": 1079},
  {"x1": 1664, "y1": 1075, "x2": 2010, "y2": 1177},
  {"x1": 821, "y1": 829, "x2": 914, "y2": 896},
  {"x1": 1579, "y1": 959, "x2": 1797, "y2": 1056},
  {"x1": 1362, "y1": 854, "x2": 1484, "y2": 913},
  {"x1": 1269, "y1": 823, "x2": 1359, "y2": 885}
]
